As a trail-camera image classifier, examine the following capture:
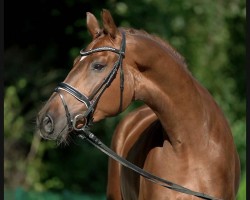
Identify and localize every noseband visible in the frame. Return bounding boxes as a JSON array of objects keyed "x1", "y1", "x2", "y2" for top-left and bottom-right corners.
[{"x1": 54, "y1": 31, "x2": 126, "y2": 131}]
